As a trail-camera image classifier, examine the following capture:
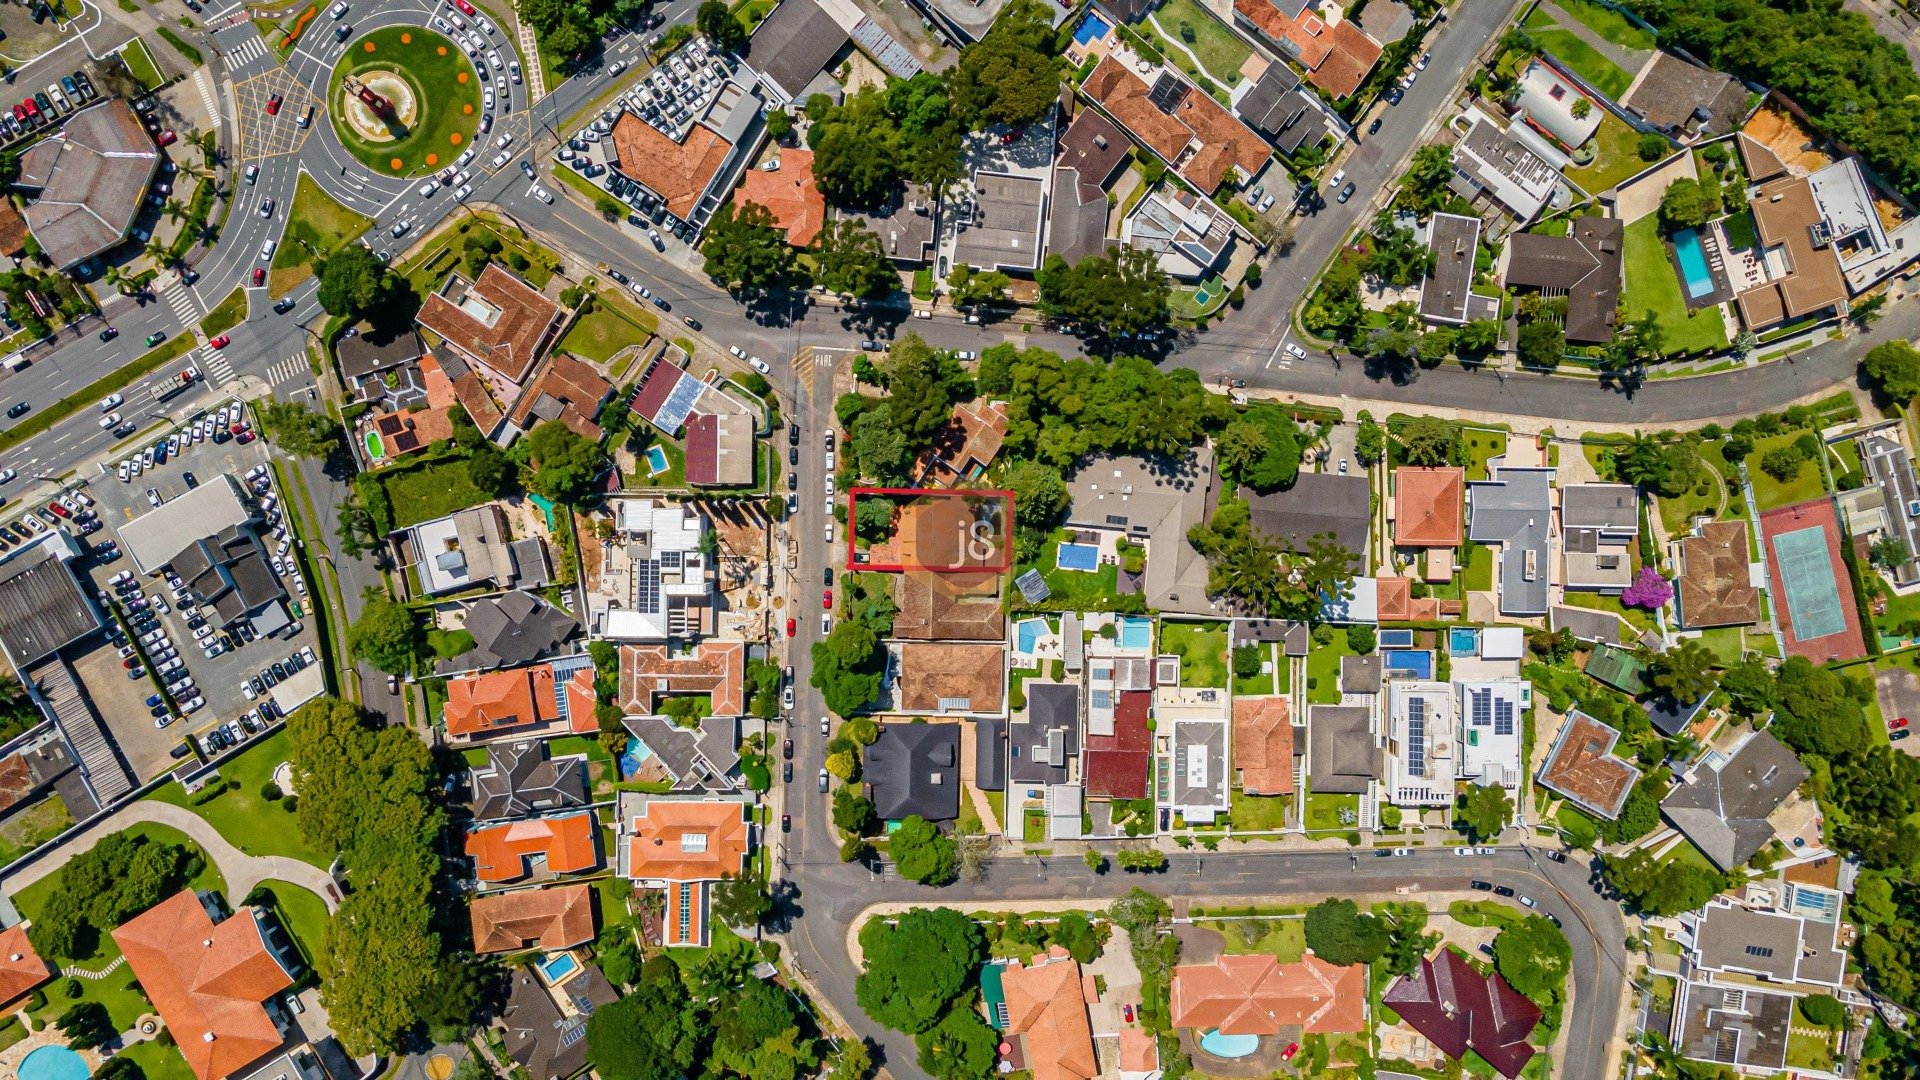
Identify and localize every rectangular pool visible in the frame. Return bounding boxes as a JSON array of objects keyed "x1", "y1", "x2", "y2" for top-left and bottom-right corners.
[
  {"x1": 1073, "y1": 11, "x2": 1110, "y2": 44},
  {"x1": 1119, "y1": 615, "x2": 1152, "y2": 650},
  {"x1": 1057, "y1": 543, "x2": 1100, "y2": 571},
  {"x1": 1673, "y1": 229, "x2": 1716, "y2": 300},
  {"x1": 1384, "y1": 650, "x2": 1434, "y2": 679},
  {"x1": 645, "y1": 445, "x2": 670, "y2": 475},
  {"x1": 538, "y1": 952, "x2": 579, "y2": 982}
]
